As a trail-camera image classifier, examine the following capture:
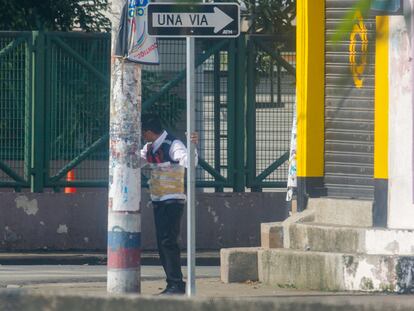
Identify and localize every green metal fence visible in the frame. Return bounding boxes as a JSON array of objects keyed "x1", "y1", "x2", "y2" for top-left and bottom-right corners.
[
  {"x1": 246, "y1": 35, "x2": 296, "y2": 190},
  {"x1": 43, "y1": 32, "x2": 110, "y2": 190},
  {"x1": 0, "y1": 32, "x2": 32, "y2": 190},
  {"x1": 0, "y1": 31, "x2": 295, "y2": 192}
]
